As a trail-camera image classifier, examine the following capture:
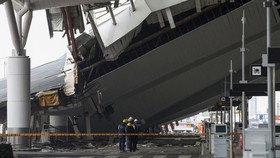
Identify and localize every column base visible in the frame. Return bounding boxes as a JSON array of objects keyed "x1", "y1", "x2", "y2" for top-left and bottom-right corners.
[{"x1": 7, "y1": 127, "x2": 30, "y2": 149}]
